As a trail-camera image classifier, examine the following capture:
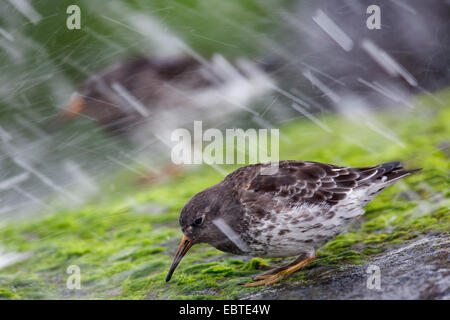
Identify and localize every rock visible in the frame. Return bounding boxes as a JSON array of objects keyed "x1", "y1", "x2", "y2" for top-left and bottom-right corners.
[{"x1": 244, "y1": 233, "x2": 449, "y2": 299}]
